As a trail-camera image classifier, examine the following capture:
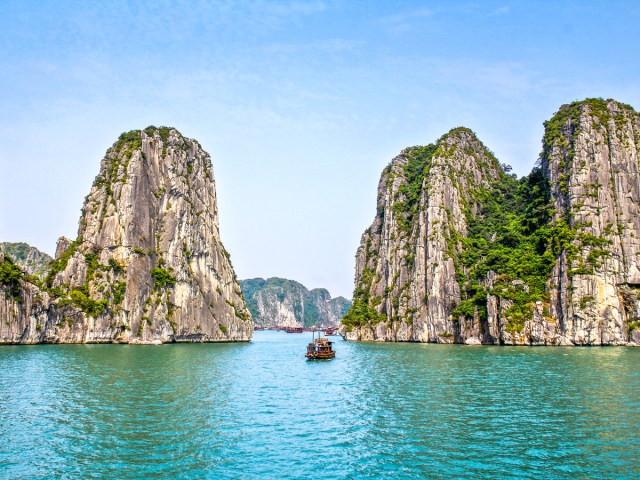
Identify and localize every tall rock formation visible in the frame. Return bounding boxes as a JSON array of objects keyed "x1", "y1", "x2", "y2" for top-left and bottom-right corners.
[
  {"x1": 0, "y1": 127, "x2": 252, "y2": 344},
  {"x1": 343, "y1": 99, "x2": 640, "y2": 346},
  {"x1": 240, "y1": 277, "x2": 350, "y2": 327},
  {"x1": 342, "y1": 128, "x2": 504, "y2": 342},
  {"x1": 543, "y1": 99, "x2": 640, "y2": 345}
]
